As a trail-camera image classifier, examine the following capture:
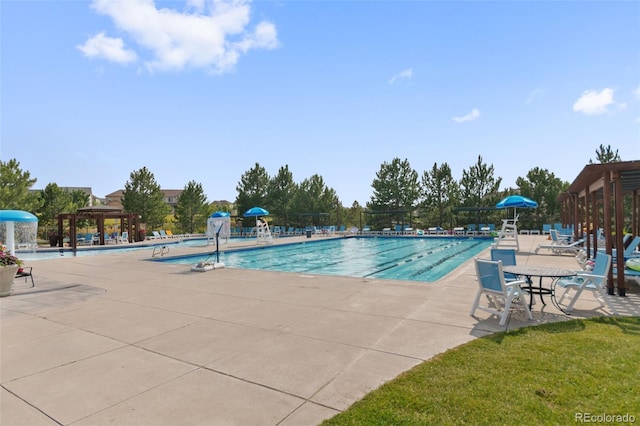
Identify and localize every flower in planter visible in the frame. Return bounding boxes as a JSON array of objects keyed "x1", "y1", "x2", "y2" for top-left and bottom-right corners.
[{"x1": 0, "y1": 246, "x2": 23, "y2": 267}]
